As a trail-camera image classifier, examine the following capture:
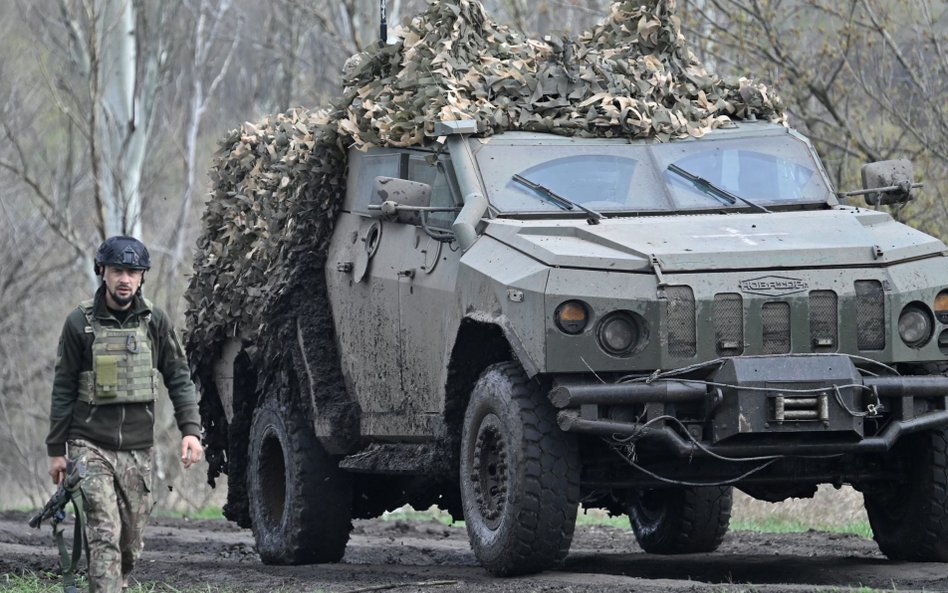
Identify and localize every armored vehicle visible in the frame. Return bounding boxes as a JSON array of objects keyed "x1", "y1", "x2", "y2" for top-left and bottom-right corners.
[{"x1": 203, "y1": 120, "x2": 948, "y2": 575}]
